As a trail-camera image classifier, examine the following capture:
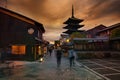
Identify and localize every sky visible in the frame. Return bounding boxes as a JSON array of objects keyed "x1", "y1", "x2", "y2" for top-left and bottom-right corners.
[{"x1": 1, "y1": 0, "x2": 120, "y2": 43}]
